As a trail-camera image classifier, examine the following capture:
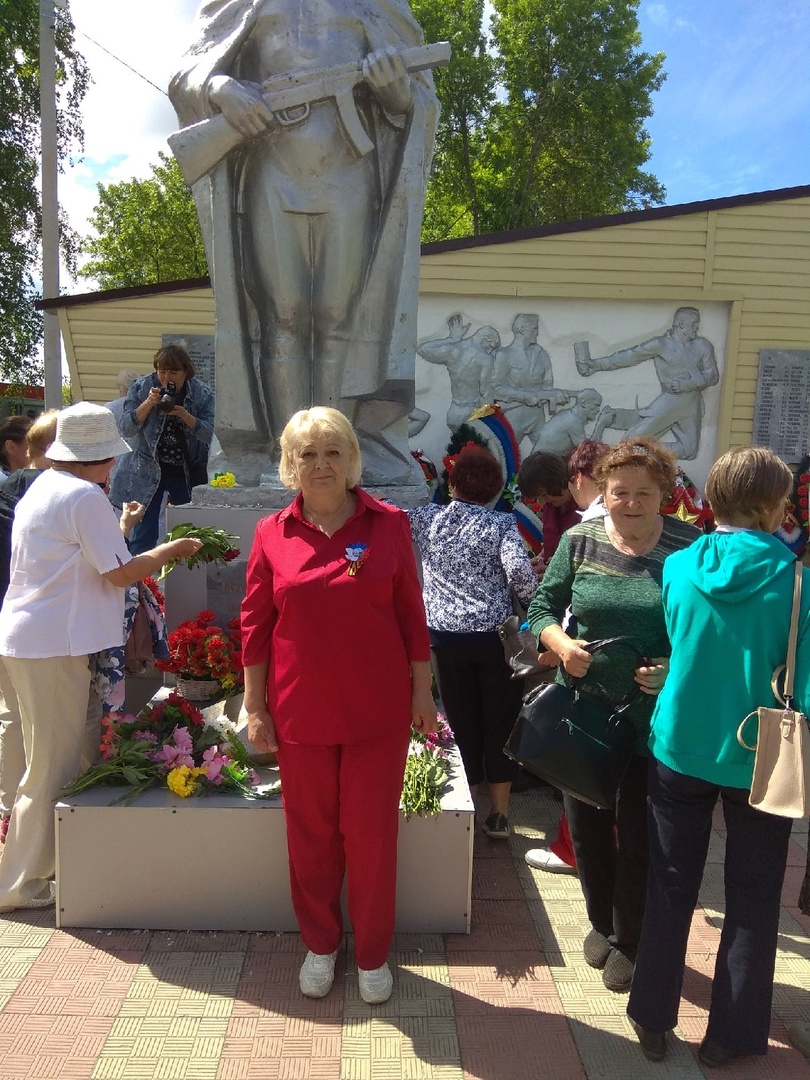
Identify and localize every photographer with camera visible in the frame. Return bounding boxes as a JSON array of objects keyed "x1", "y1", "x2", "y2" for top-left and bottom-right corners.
[{"x1": 111, "y1": 344, "x2": 215, "y2": 555}]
